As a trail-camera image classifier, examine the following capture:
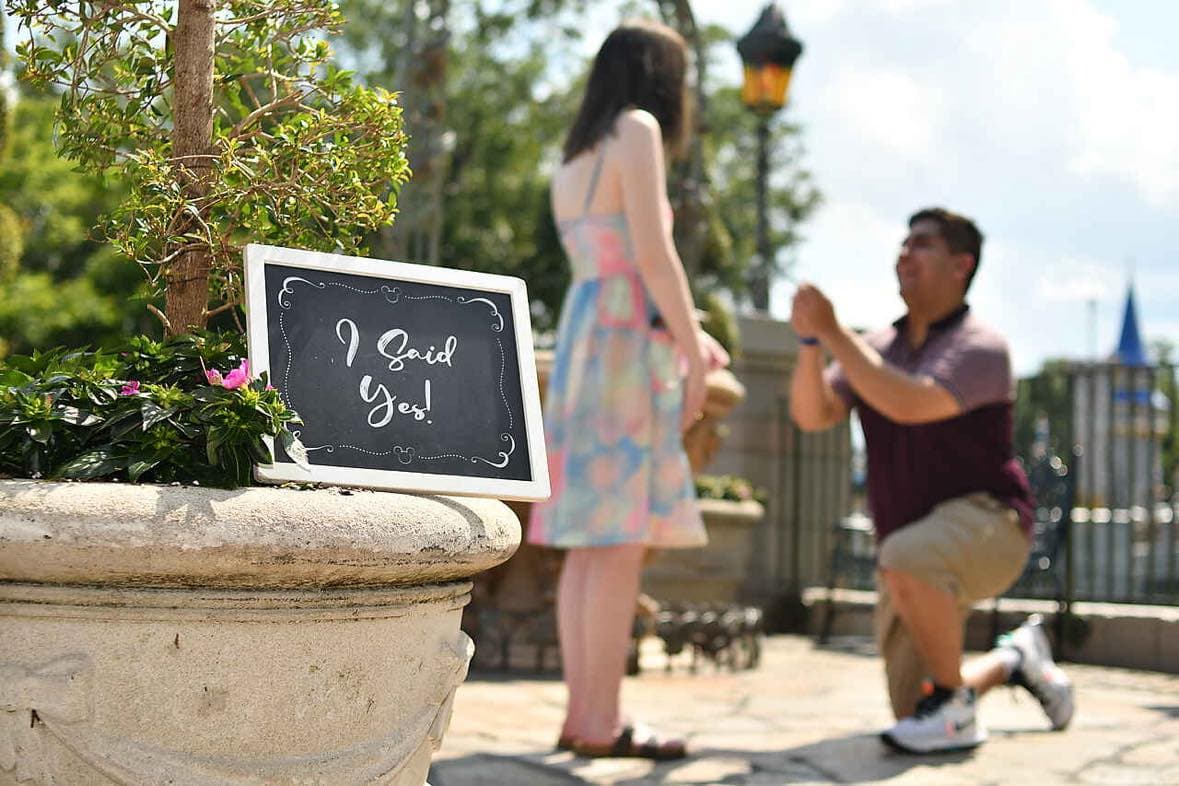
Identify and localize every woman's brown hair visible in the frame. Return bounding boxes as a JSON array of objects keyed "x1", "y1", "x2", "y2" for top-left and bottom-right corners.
[{"x1": 561, "y1": 20, "x2": 689, "y2": 163}]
